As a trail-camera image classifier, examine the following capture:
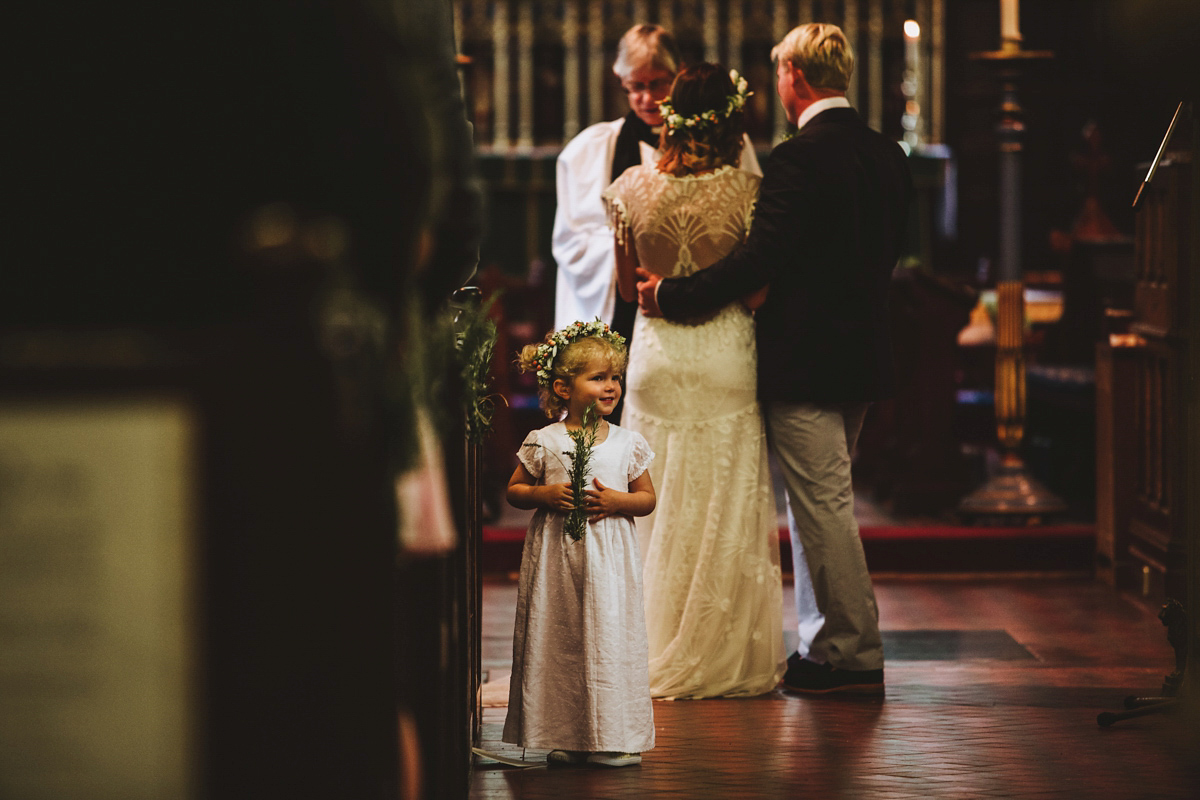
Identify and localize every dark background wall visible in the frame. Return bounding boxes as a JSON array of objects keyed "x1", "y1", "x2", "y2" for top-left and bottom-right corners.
[{"x1": 941, "y1": 0, "x2": 1199, "y2": 283}]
